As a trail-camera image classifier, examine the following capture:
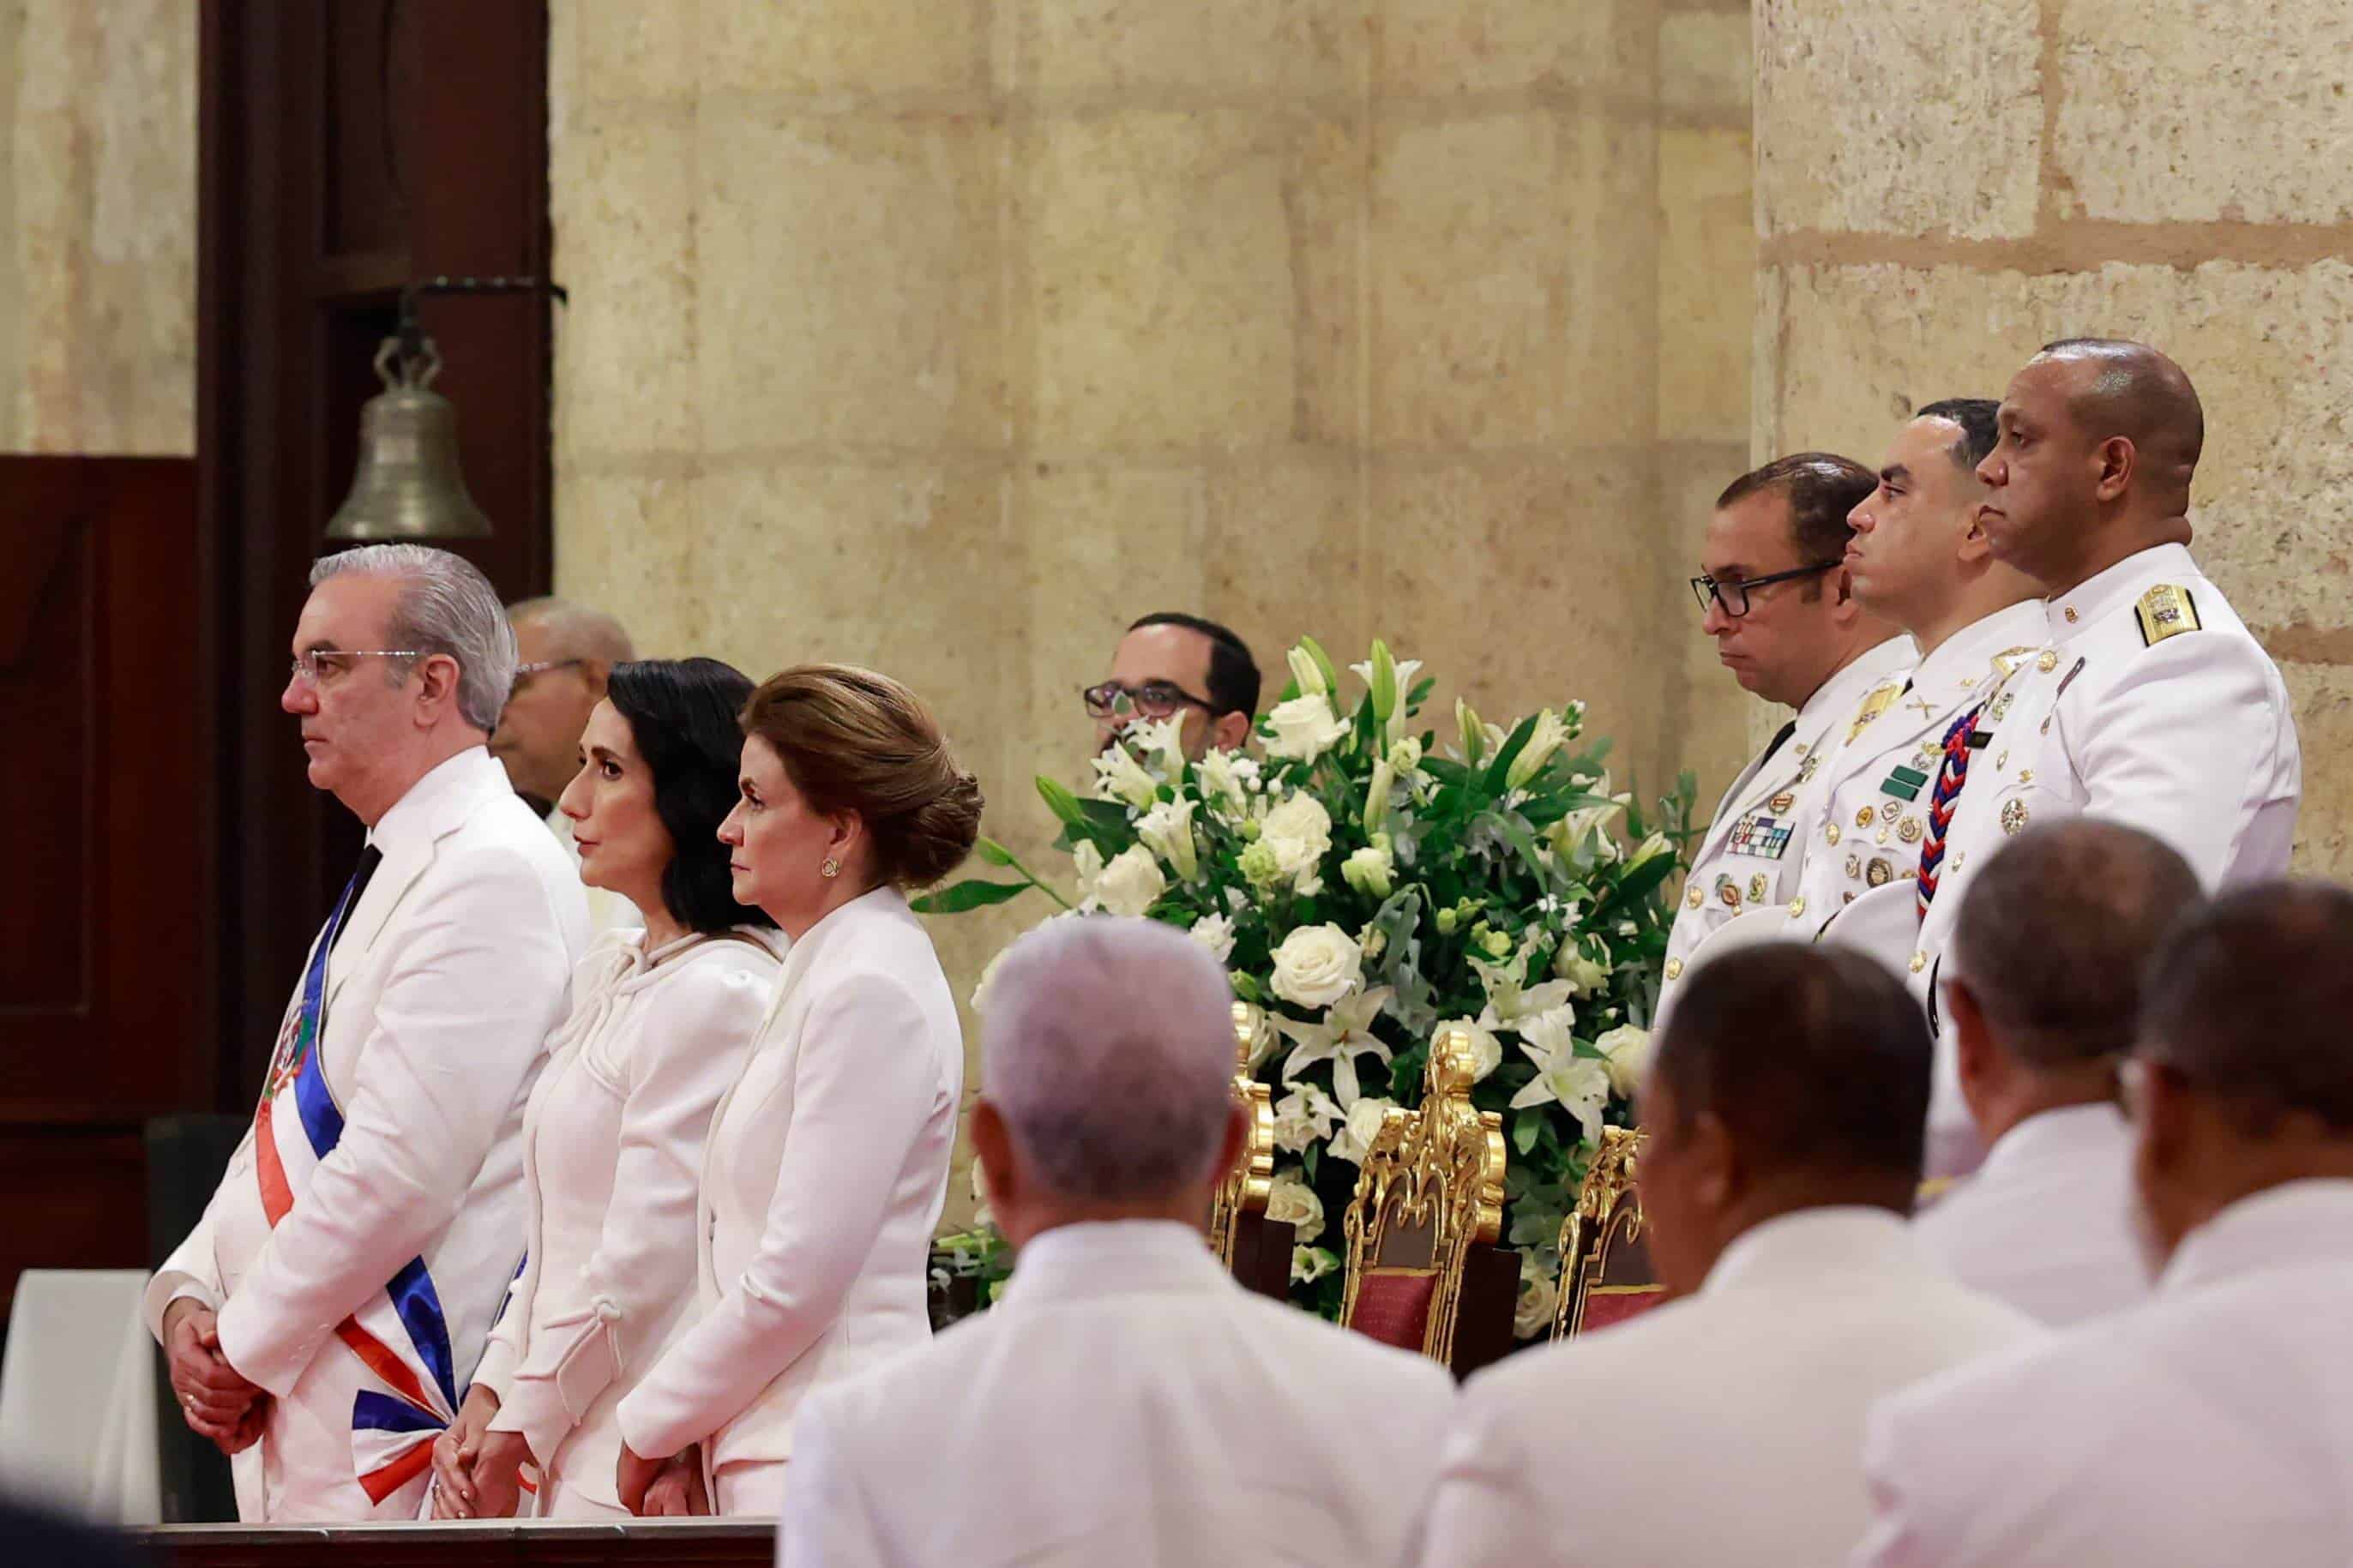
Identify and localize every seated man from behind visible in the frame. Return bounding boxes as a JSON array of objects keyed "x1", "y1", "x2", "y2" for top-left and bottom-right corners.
[
  {"x1": 1087, "y1": 612, "x2": 1260, "y2": 759},
  {"x1": 778, "y1": 916, "x2": 1453, "y2": 1567},
  {"x1": 1415, "y1": 946, "x2": 2037, "y2": 1568},
  {"x1": 1856, "y1": 882, "x2": 2353, "y2": 1568},
  {"x1": 1917, "y1": 820, "x2": 2203, "y2": 1325}
]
